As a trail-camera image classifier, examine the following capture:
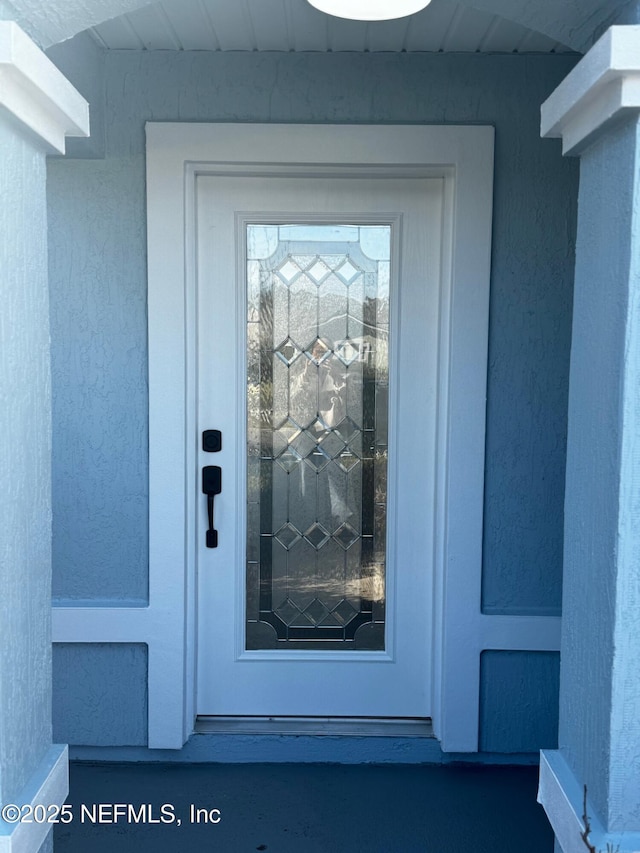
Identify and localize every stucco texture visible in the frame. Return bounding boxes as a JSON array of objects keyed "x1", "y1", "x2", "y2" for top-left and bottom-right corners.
[
  {"x1": 52, "y1": 643, "x2": 148, "y2": 745},
  {"x1": 47, "y1": 49, "x2": 578, "y2": 749},
  {"x1": 48, "y1": 156, "x2": 148, "y2": 603},
  {"x1": 560, "y1": 116, "x2": 640, "y2": 829},
  {"x1": 480, "y1": 651, "x2": 560, "y2": 752},
  {"x1": 0, "y1": 121, "x2": 52, "y2": 802},
  {"x1": 48, "y1": 49, "x2": 578, "y2": 614}
]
